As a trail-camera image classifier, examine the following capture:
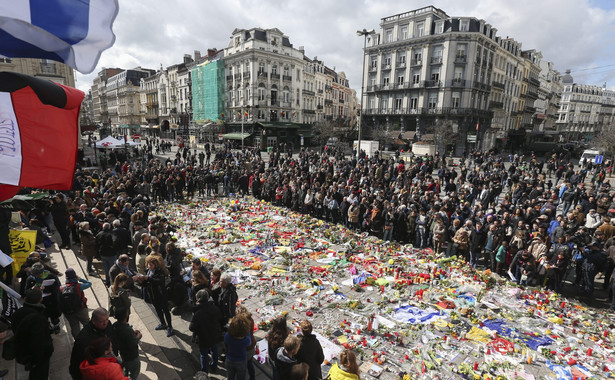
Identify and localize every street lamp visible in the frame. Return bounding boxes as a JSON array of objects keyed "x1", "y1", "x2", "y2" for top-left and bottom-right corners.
[{"x1": 356, "y1": 28, "x2": 375, "y2": 160}]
